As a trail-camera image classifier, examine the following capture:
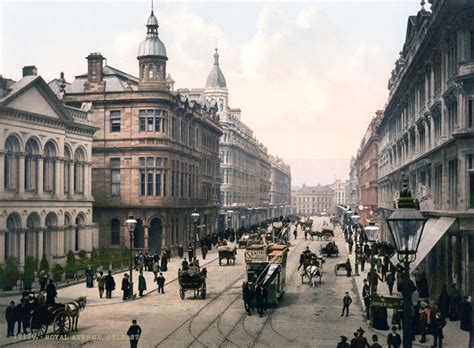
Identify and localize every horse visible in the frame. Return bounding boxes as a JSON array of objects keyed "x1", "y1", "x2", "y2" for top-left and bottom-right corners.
[
  {"x1": 64, "y1": 296, "x2": 87, "y2": 331},
  {"x1": 305, "y1": 265, "x2": 322, "y2": 287}
]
